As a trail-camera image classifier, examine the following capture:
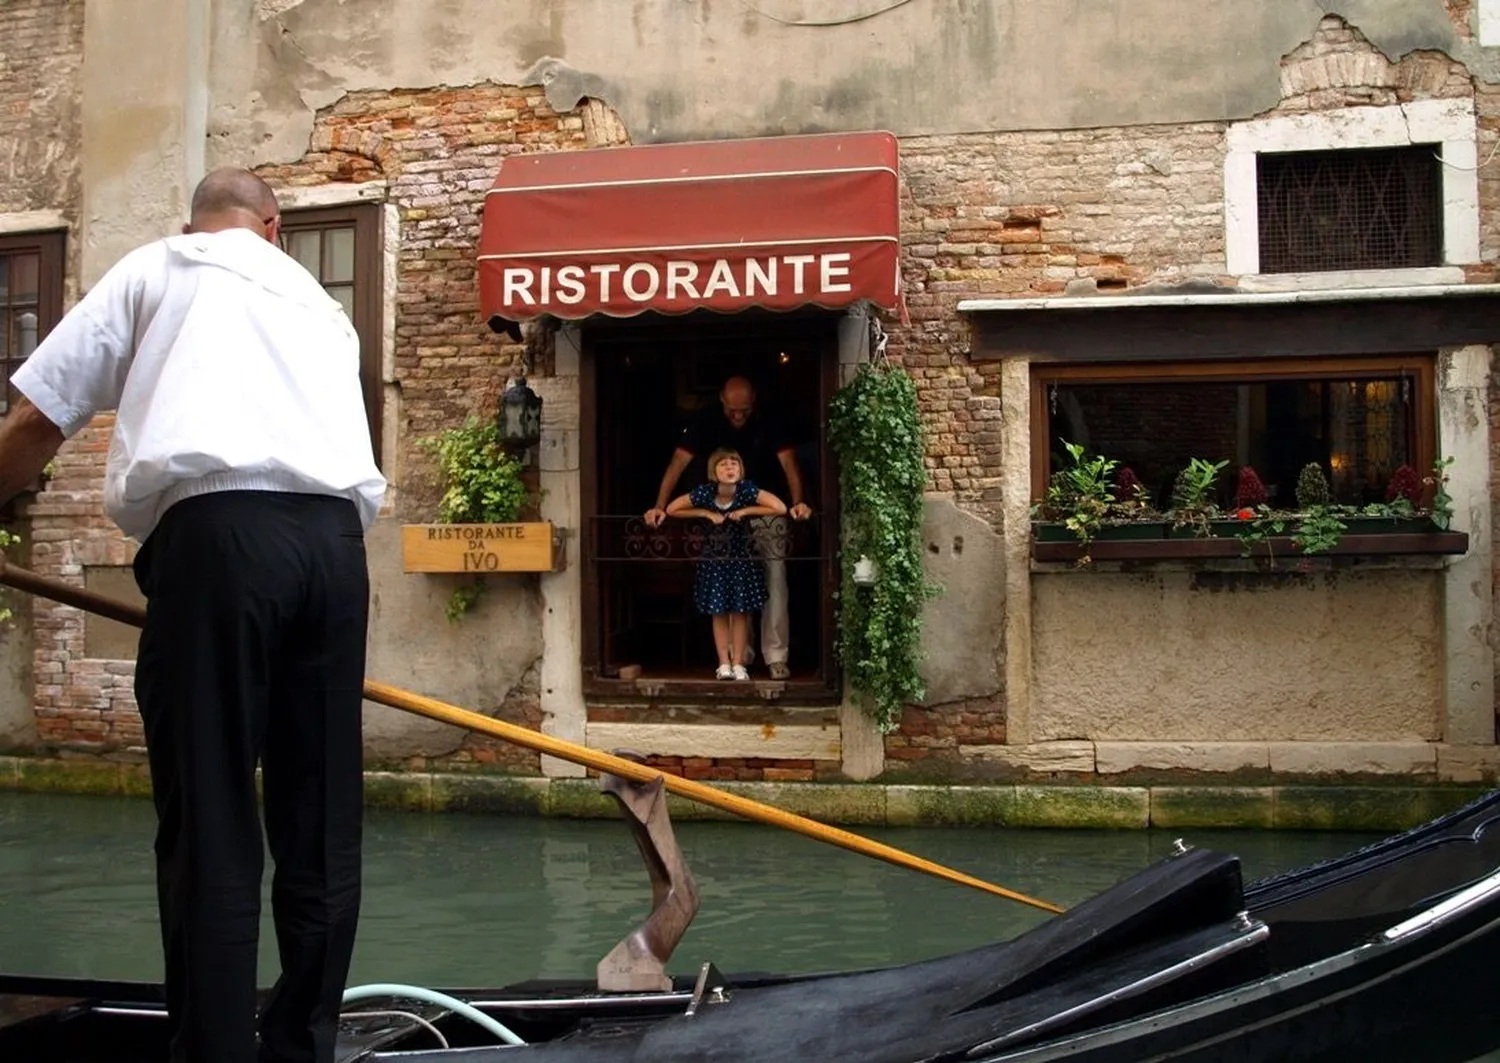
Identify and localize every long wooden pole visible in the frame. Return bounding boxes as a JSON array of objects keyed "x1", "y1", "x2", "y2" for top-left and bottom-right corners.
[{"x1": 0, "y1": 561, "x2": 1063, "y2": 915}]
